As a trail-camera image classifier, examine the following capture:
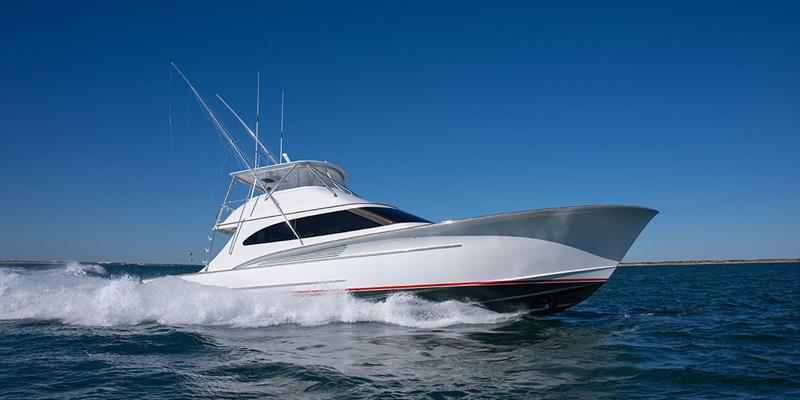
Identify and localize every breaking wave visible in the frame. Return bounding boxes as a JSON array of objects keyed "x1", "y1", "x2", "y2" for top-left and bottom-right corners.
[
  {"x1": 61, "y1": 261, "x2": 108, "y2": 276},
  {"x1": 0, "y1": 263, "x2": 518, "y2": 328}
]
